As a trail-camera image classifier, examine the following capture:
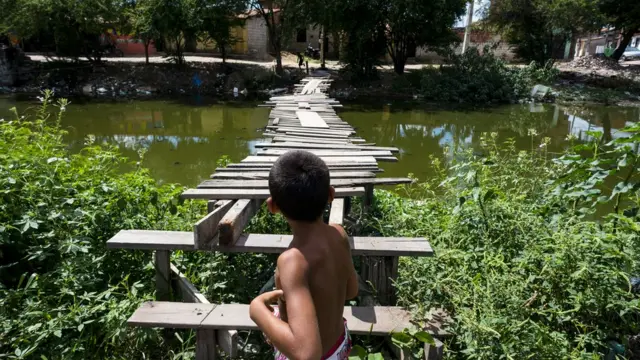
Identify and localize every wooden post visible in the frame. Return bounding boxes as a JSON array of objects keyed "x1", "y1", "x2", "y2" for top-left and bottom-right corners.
[
  {"x1": 424, "y1": 338, "x2": 444, "y2": 360},
  {"x1": 207, "y1": 200, "x2": 217, "y2": 213},
  {"x1": 305, "y1": 61, "x2": 309, "y2": 74},
  {"x1": 363, "y1": 184, "x2": 374, "y2": 213},
  {"x1": 154, "y1": 250, "x2": 171, "y2": 301},
  {"x1": 360, "y1": 255, "x2": 399, "y2": 305},
  {"x1": 196, "y1": 329, "x2": 217, "y2": 360}
]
